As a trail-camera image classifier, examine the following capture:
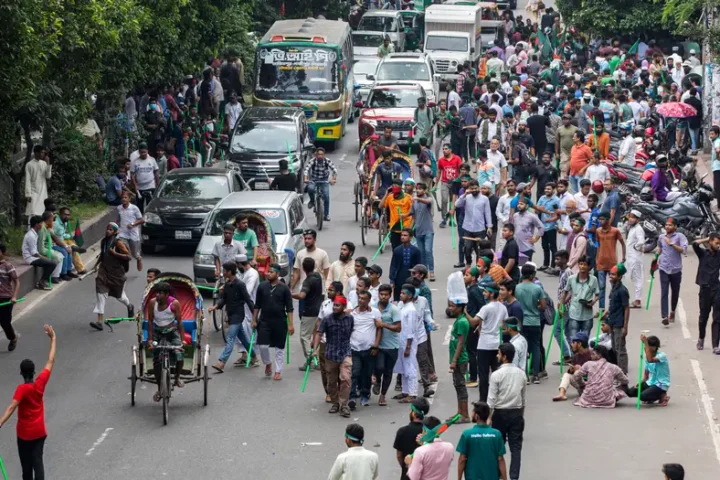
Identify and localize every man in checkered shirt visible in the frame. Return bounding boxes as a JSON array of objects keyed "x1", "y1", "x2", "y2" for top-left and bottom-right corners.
[{"x1": 303, "y1": 147, "x2": 338, "y2": 222}]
